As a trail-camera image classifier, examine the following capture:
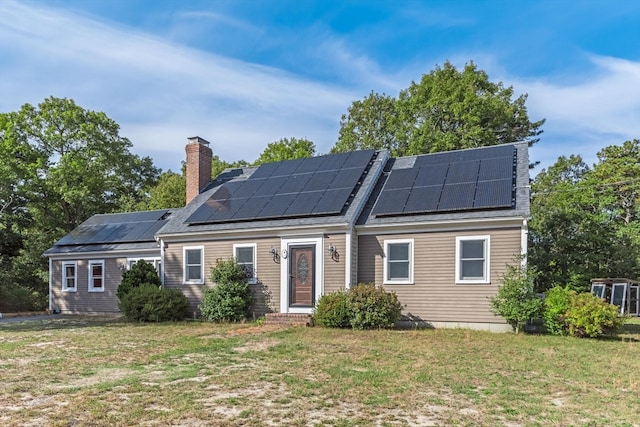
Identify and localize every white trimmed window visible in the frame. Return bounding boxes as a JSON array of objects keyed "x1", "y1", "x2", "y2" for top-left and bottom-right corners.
[
  {"x1": 88, "y1": 260, "x2": 105, "y2": 292},
  {"x1": 62, "y1": 261, "x2": 77, "y2": 292},
  {"x1": 456, "y1": 236, "x2": 490, "y2": 284},
  {"x1": 383, "y1": 239, "x2": 414, "y2": 284},
  {"x1": 183, "y1": 246, "x2": 204, "y2": 284},
  {"x1": 234, "y1": 243, "x2": 257, "y2": 284},
  {"x1": 128, "y1": 258, "x2": 161, "y2": 272}
]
